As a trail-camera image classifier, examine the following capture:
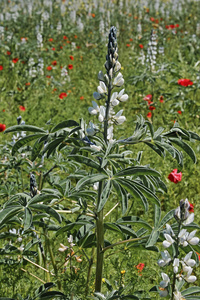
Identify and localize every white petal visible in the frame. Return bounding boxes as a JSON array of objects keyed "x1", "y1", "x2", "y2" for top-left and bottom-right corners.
[{"x1": 186, "y1": 275, "x2": 197, "y2": 283}]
